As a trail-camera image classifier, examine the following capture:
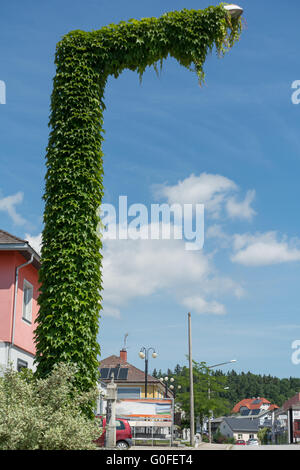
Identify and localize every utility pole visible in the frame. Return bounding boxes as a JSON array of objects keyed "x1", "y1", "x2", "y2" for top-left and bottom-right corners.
[{"x1": 188, "y1": 312, "x2": 195, "y2": 447}]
